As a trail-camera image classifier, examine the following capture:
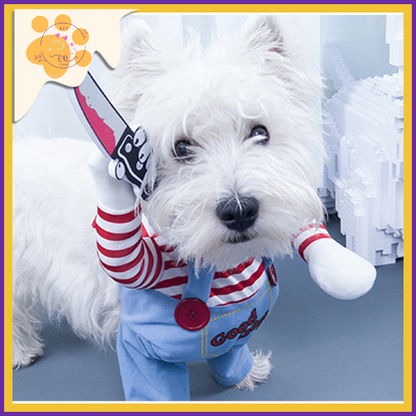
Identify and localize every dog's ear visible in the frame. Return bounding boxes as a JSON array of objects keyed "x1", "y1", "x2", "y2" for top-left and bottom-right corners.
[
  {"x1": 240, "y1": 15, "x2": 286, "y2": 57},
  {"x1": 104, "y1": 19, "x2": 168, "y2": 123}
]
